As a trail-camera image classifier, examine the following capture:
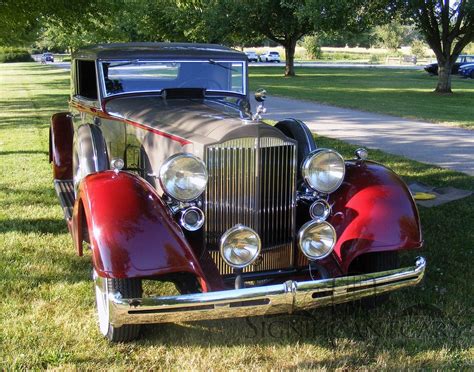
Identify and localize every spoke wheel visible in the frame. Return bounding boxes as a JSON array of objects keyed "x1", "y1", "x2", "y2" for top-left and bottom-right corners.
[{"x1": 94, "y1": 270, "x2": 142, "y2": 342}]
